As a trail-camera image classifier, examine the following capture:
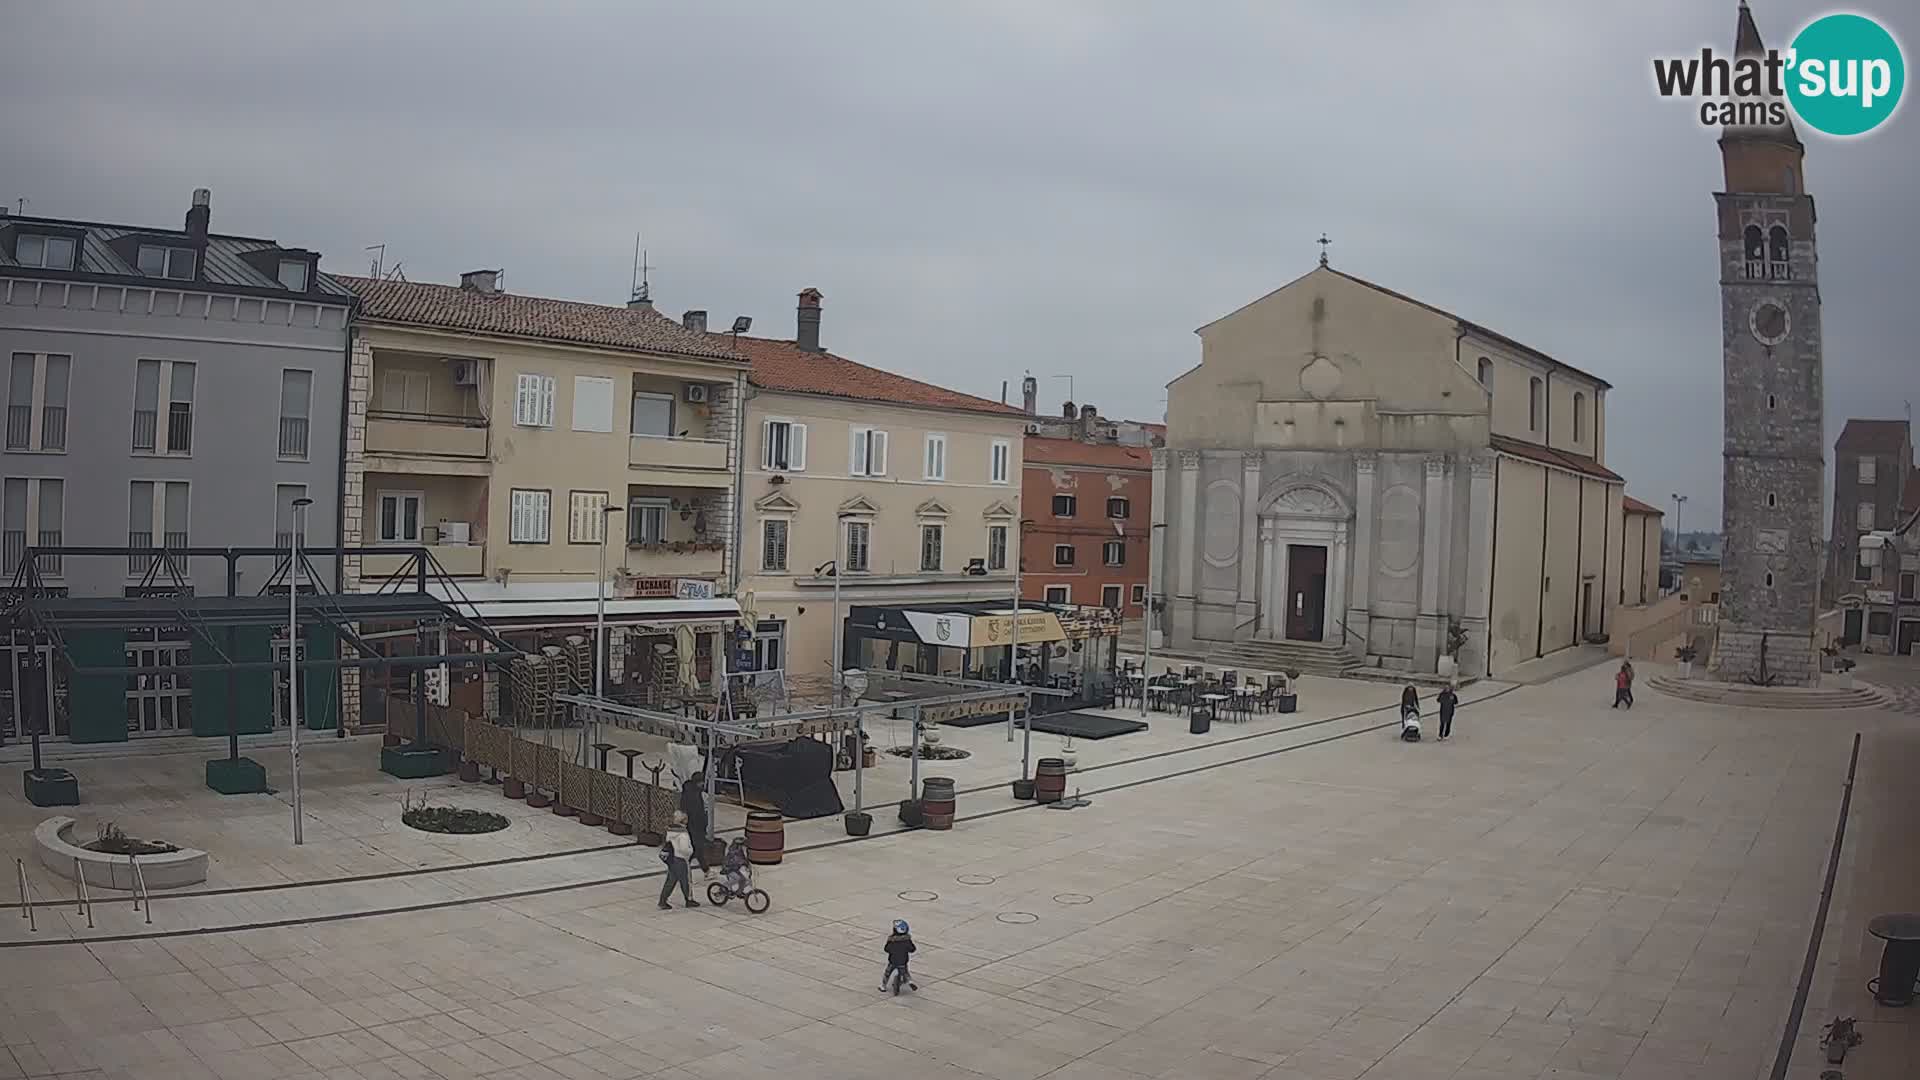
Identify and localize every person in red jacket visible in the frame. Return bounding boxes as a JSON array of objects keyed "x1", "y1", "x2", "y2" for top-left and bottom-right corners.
[{"x1": 1613, "y1": 660, "x2": 1635, "y2": 709}]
